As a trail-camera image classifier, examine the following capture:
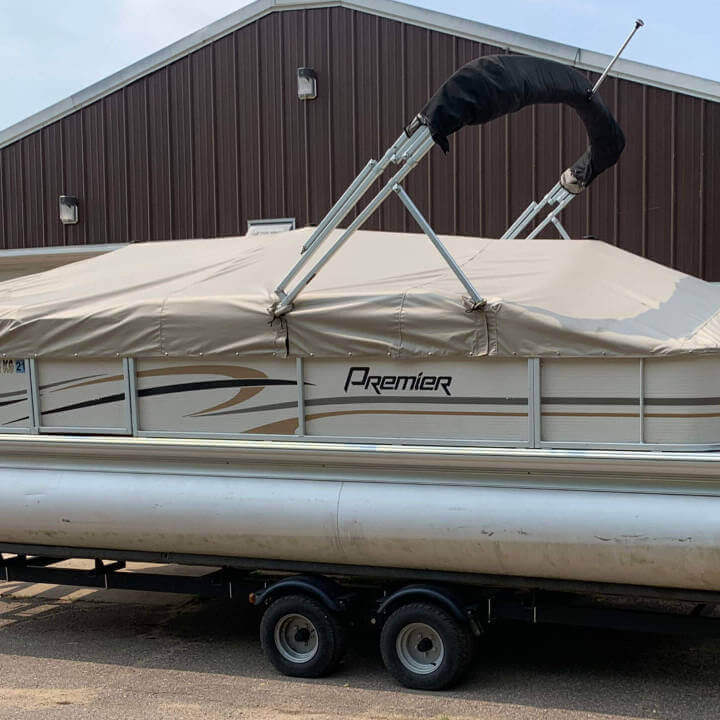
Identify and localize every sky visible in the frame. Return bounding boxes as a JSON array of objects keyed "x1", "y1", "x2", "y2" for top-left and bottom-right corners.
[{"x1": 0, "y1": 0, "x2": 717, "y2": 132}]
